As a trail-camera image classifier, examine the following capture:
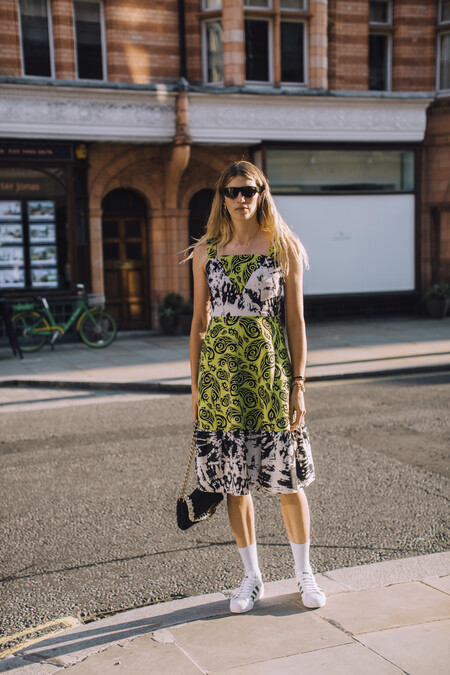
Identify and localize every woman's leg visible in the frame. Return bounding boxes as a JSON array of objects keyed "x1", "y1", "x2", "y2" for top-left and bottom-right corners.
[
  {"x1": 227, "y1": 494, "x2": 263, "y2": 613},
  {"x1": 280, "y1": 490, "x2": 326, "y2": 608},
  {"x1": 280, "y1": 489, "x2": 310, "y2": 545},
  {"x1": 227, "y1": 493, "x2": 256, "y2": 548}
]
